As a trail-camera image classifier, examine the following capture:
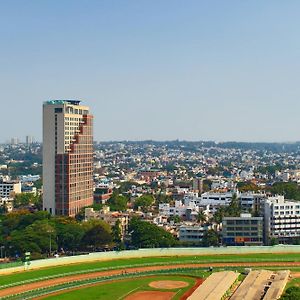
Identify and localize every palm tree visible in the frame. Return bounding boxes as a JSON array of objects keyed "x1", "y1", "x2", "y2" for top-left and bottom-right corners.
[{"x1": 196, "y1": 211, "x2": 207, "y2": 224}]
